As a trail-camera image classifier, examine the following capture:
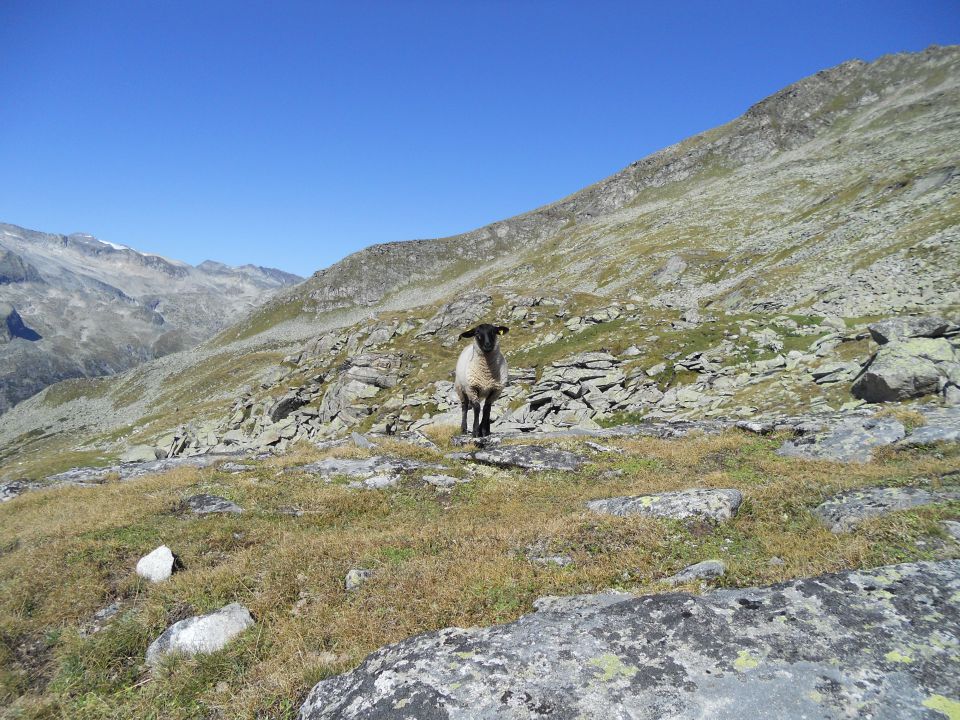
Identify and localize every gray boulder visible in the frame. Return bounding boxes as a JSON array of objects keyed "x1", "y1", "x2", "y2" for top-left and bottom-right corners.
[
  {"x1": 146, "y1": 603, "x2": 254, "y2": 665},
  {"x1": 318, "y1": 353, "x2": 403, "y2": 424},
  {"x1": 777, "y1": 416, "x2": 906, "y2": 462},
  {"x1": 184, "y1": 494, "x2": 243, "y2": 515},
  {"x1": 813, "y1": 486, "x2": 959, "y2": 533},
  {"x1": 299, "y1": 560, "x2": 960, "y2": 719},
  {"x1": 462, "y1": 445, "x2": 587, "y2": 472},
  {"x1": 852, "y1": 338, "x2": 960, "y2": 403},
  {"x1": 664, "y1": 559, "x2": 727, "y2": 585},
  {"x1": 121, "y1": 445, "x2": 160, "y2": 463},
  {"x1": 587, "y1": 489, "x2": 743, "y2": 521},
  {"x1": 868, "y1": 316, "x2": 951, "y2": 345},
  {"x1": 415, "y1": 292, "x2": 492, "y2": 347}
]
